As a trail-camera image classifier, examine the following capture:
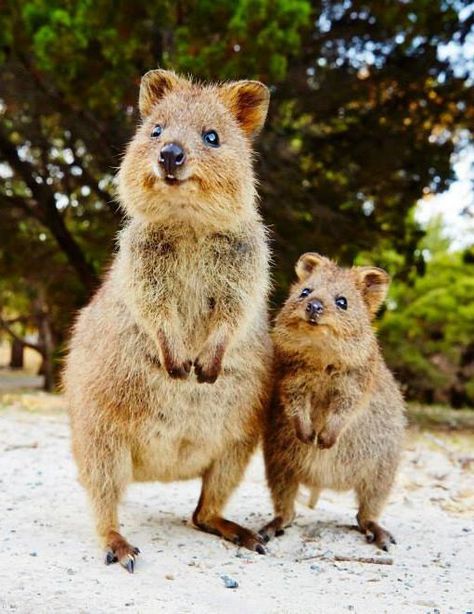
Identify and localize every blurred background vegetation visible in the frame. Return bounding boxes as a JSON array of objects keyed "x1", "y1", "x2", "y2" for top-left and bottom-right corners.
[{"x1": 0, "y1": 0, "x2": 473, "y2": 405}]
